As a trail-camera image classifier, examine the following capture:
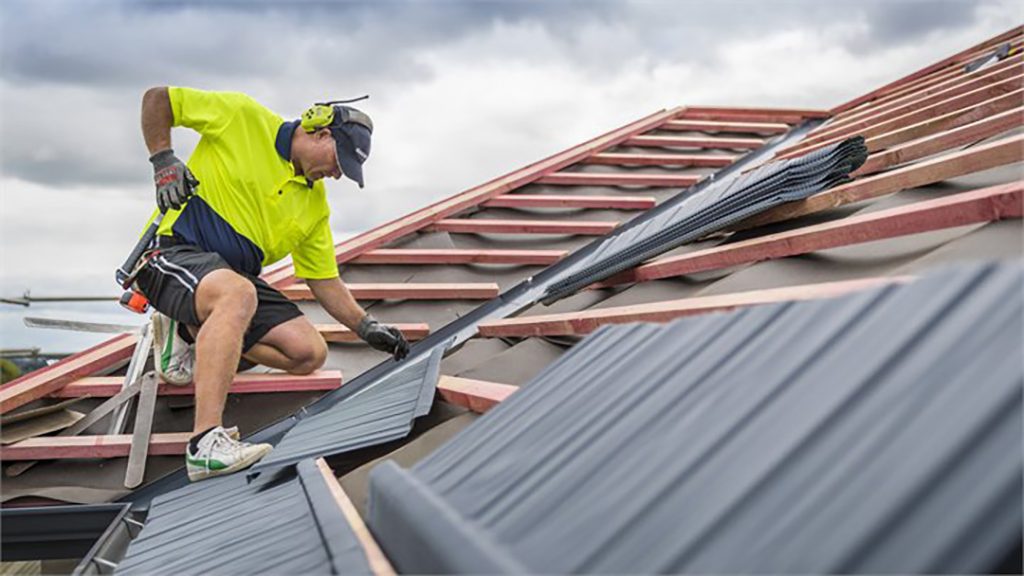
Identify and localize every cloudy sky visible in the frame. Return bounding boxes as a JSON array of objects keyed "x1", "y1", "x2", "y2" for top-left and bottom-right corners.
[{"x1": 0, "y1": 0, "x2": 1019, "y2": 353}]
